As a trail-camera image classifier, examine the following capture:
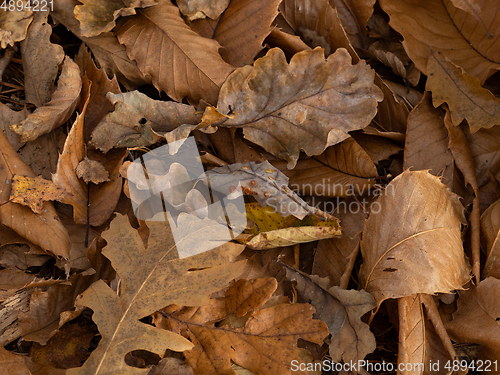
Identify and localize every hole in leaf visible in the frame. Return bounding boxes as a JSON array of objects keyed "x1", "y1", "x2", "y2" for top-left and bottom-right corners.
[{"x1": 139, "y1": 118, "x2": 147, "y2": 125}]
